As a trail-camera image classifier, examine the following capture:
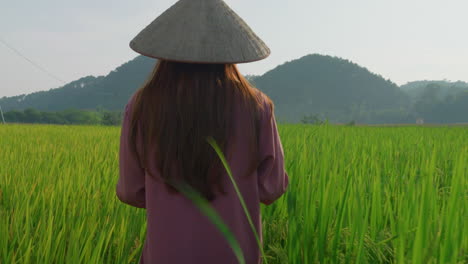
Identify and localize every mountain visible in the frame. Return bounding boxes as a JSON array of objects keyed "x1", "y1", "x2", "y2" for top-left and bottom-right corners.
[
  {"x1": 400, "y1": 80, "x2": 468, "y2": 102},
  {"x1": 0, "y1": 56, "x2": 157, "y2": 112},
  {"x1": 1, "y1": 54, "x2": 411, "y2": 123},
  {"x1": 252, "y1": 54, "x2": 409, "y2": 122},
  {"x1": 400, "y1": 80, "x2": 468, "y2": 123}
]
